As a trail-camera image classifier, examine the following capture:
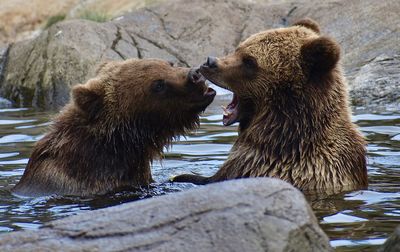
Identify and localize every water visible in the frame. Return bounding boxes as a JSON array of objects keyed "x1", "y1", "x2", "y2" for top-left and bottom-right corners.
[{"x1": 0, "y1": 95, "x2": 399, "y2": 251}]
